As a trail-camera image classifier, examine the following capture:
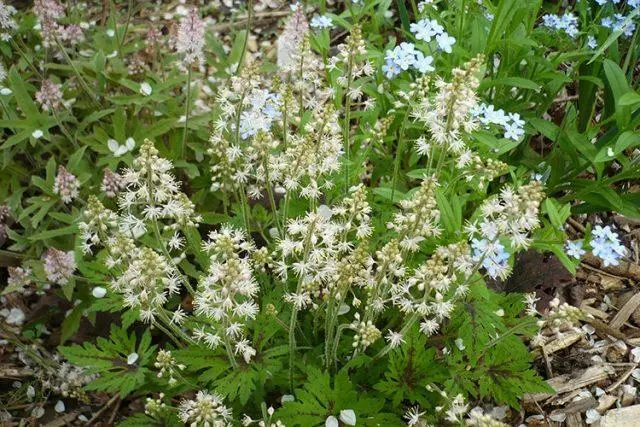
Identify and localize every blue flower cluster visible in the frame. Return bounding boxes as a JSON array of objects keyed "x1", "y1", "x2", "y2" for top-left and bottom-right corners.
[
  {"x1": 541, "y1": 13, "x2": 579, "y2": 38},
  {"x1": 409, "y1": 19, "x2": 456, "y2": 52},
  {"x1": 590, "y1": 225, "x2": 627, "y2": 267},
  {"x1": 471, "y1": 238, "x2": 510, "y2": 279},
  {"x1": 382, "y1": 43, "x2": 434, "y2": 79},
  {"x1": 471, "y1": 104, "x2": 526, "y2": 141},
  {"x1": 596, "y1": 0, "x2": 639, "y2": 6},
  {"x1": 310, "y1": 15, "x2": 333, "y2": 30},
  {"x1": 382, "y1": 18, "x2": 456, "y2": 79},
  {"x1": 602, "y1": 14, "x2": 636, "y2": 38}
]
